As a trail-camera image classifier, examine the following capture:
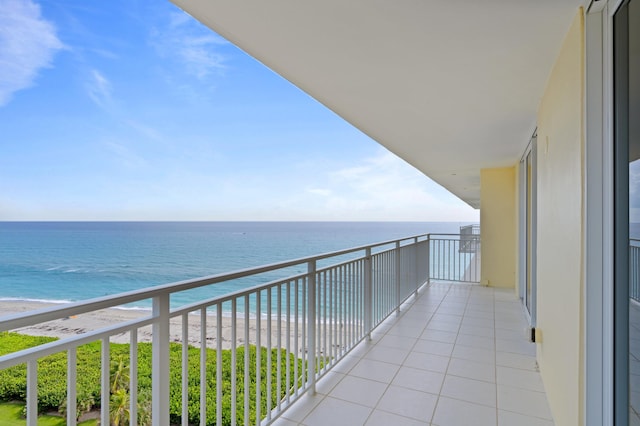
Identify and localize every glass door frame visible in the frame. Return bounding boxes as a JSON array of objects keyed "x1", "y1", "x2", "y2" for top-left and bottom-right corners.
[{"x1": 519, "y1": 132, "x2": 537, "y2": 326}]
